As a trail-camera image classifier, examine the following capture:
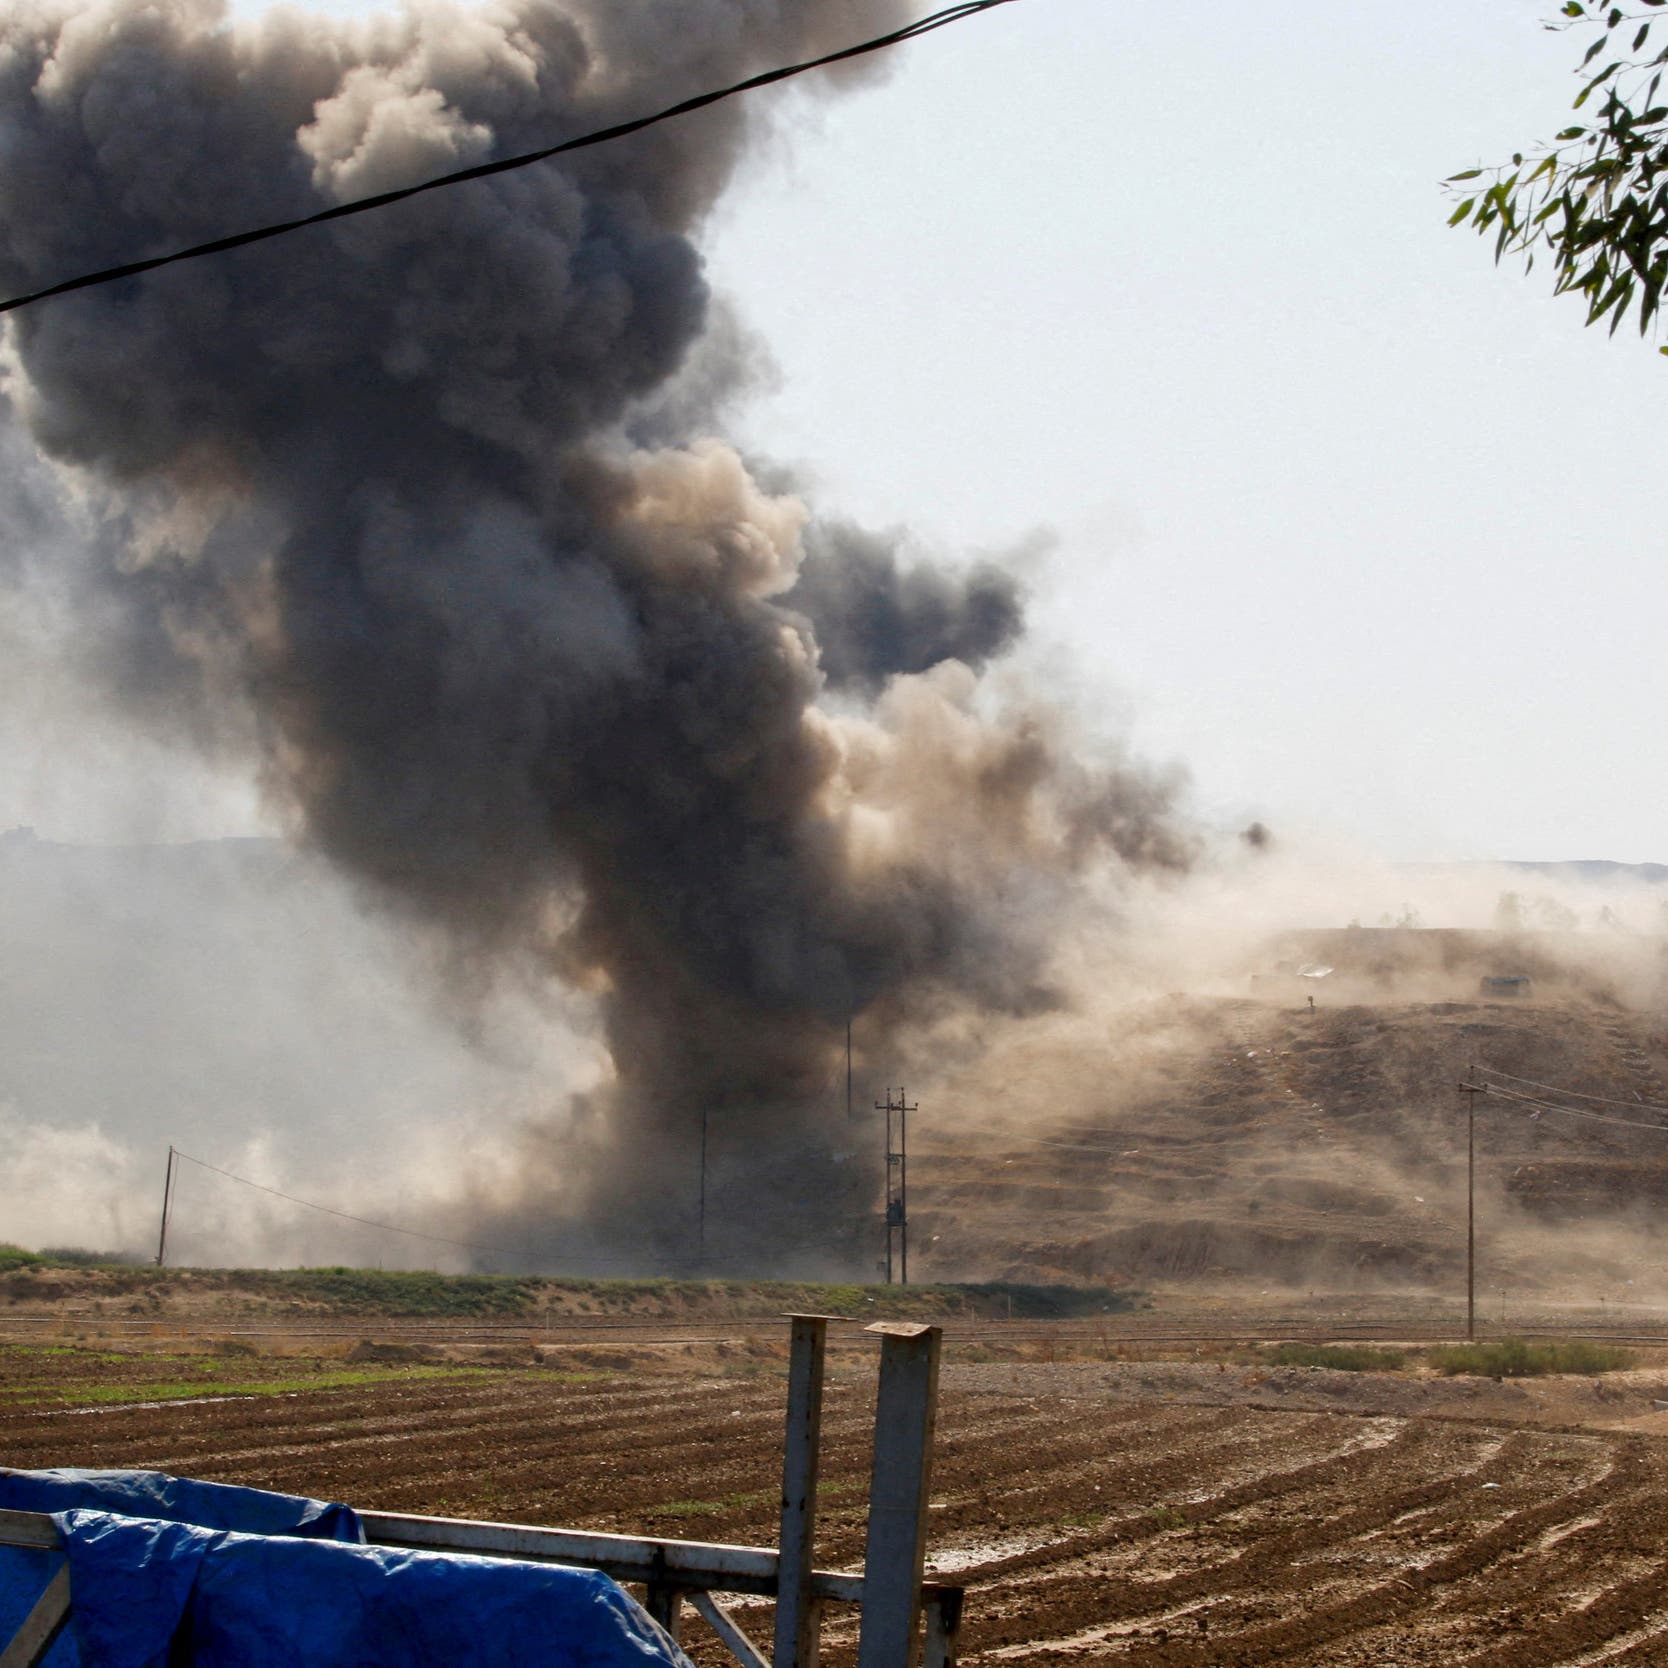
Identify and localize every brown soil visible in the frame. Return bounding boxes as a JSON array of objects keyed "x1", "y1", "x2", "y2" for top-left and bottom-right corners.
[{"x1": 12, "y1": 1344, "x2": 1668, "y2": 1666}]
